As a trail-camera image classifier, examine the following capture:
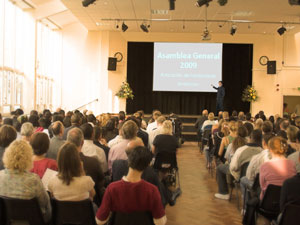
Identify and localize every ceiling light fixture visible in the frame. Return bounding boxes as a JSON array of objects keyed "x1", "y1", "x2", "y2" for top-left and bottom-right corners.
[
  {"x1": 122, "y1": 22, "x2": 128, "y2": 32},
  {"x1": 230, "y1": 24, "x2": 237, "y2": 35},
  {"x1": 140, "y1": 24, "x2": 149, "y2": 33},
  {"x1": 277, "y1": 26, "x2": 286, "y2": 35},
  {"x1": 218, "y1": 0, "x2": 228, "y2": 6},
  {"x1": 195, "y1": 0, "x2": 212, "y2": 7},
  {"x1": 82, "y1": 0, "x2": 96, "y2": 7},
  {"x1": 169, "y1": 0, "x2": 176, "y2": 10}
]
